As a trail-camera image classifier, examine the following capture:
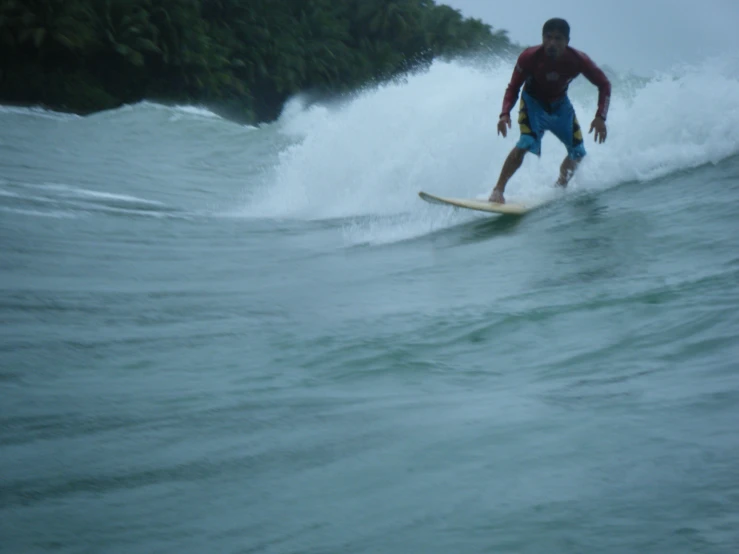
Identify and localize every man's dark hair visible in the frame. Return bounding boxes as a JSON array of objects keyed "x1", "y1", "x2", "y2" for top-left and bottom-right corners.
[{"x1": 542, "y1": 18, "x2": 570, "y2": 39}]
